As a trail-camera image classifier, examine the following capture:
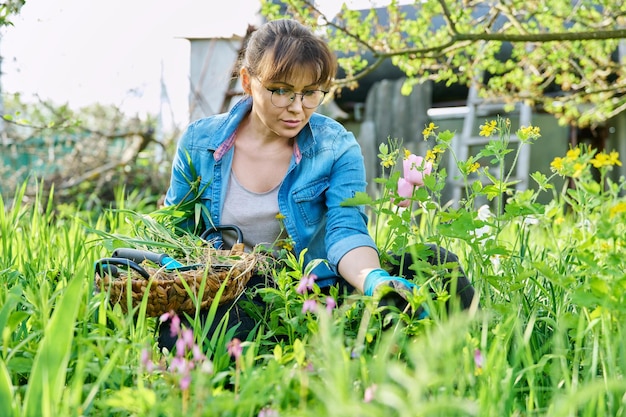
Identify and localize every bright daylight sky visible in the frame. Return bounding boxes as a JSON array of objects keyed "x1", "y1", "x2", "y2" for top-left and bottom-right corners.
[{"x1": 0, "y1": 0, "x2": 390, "y2": 130}]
